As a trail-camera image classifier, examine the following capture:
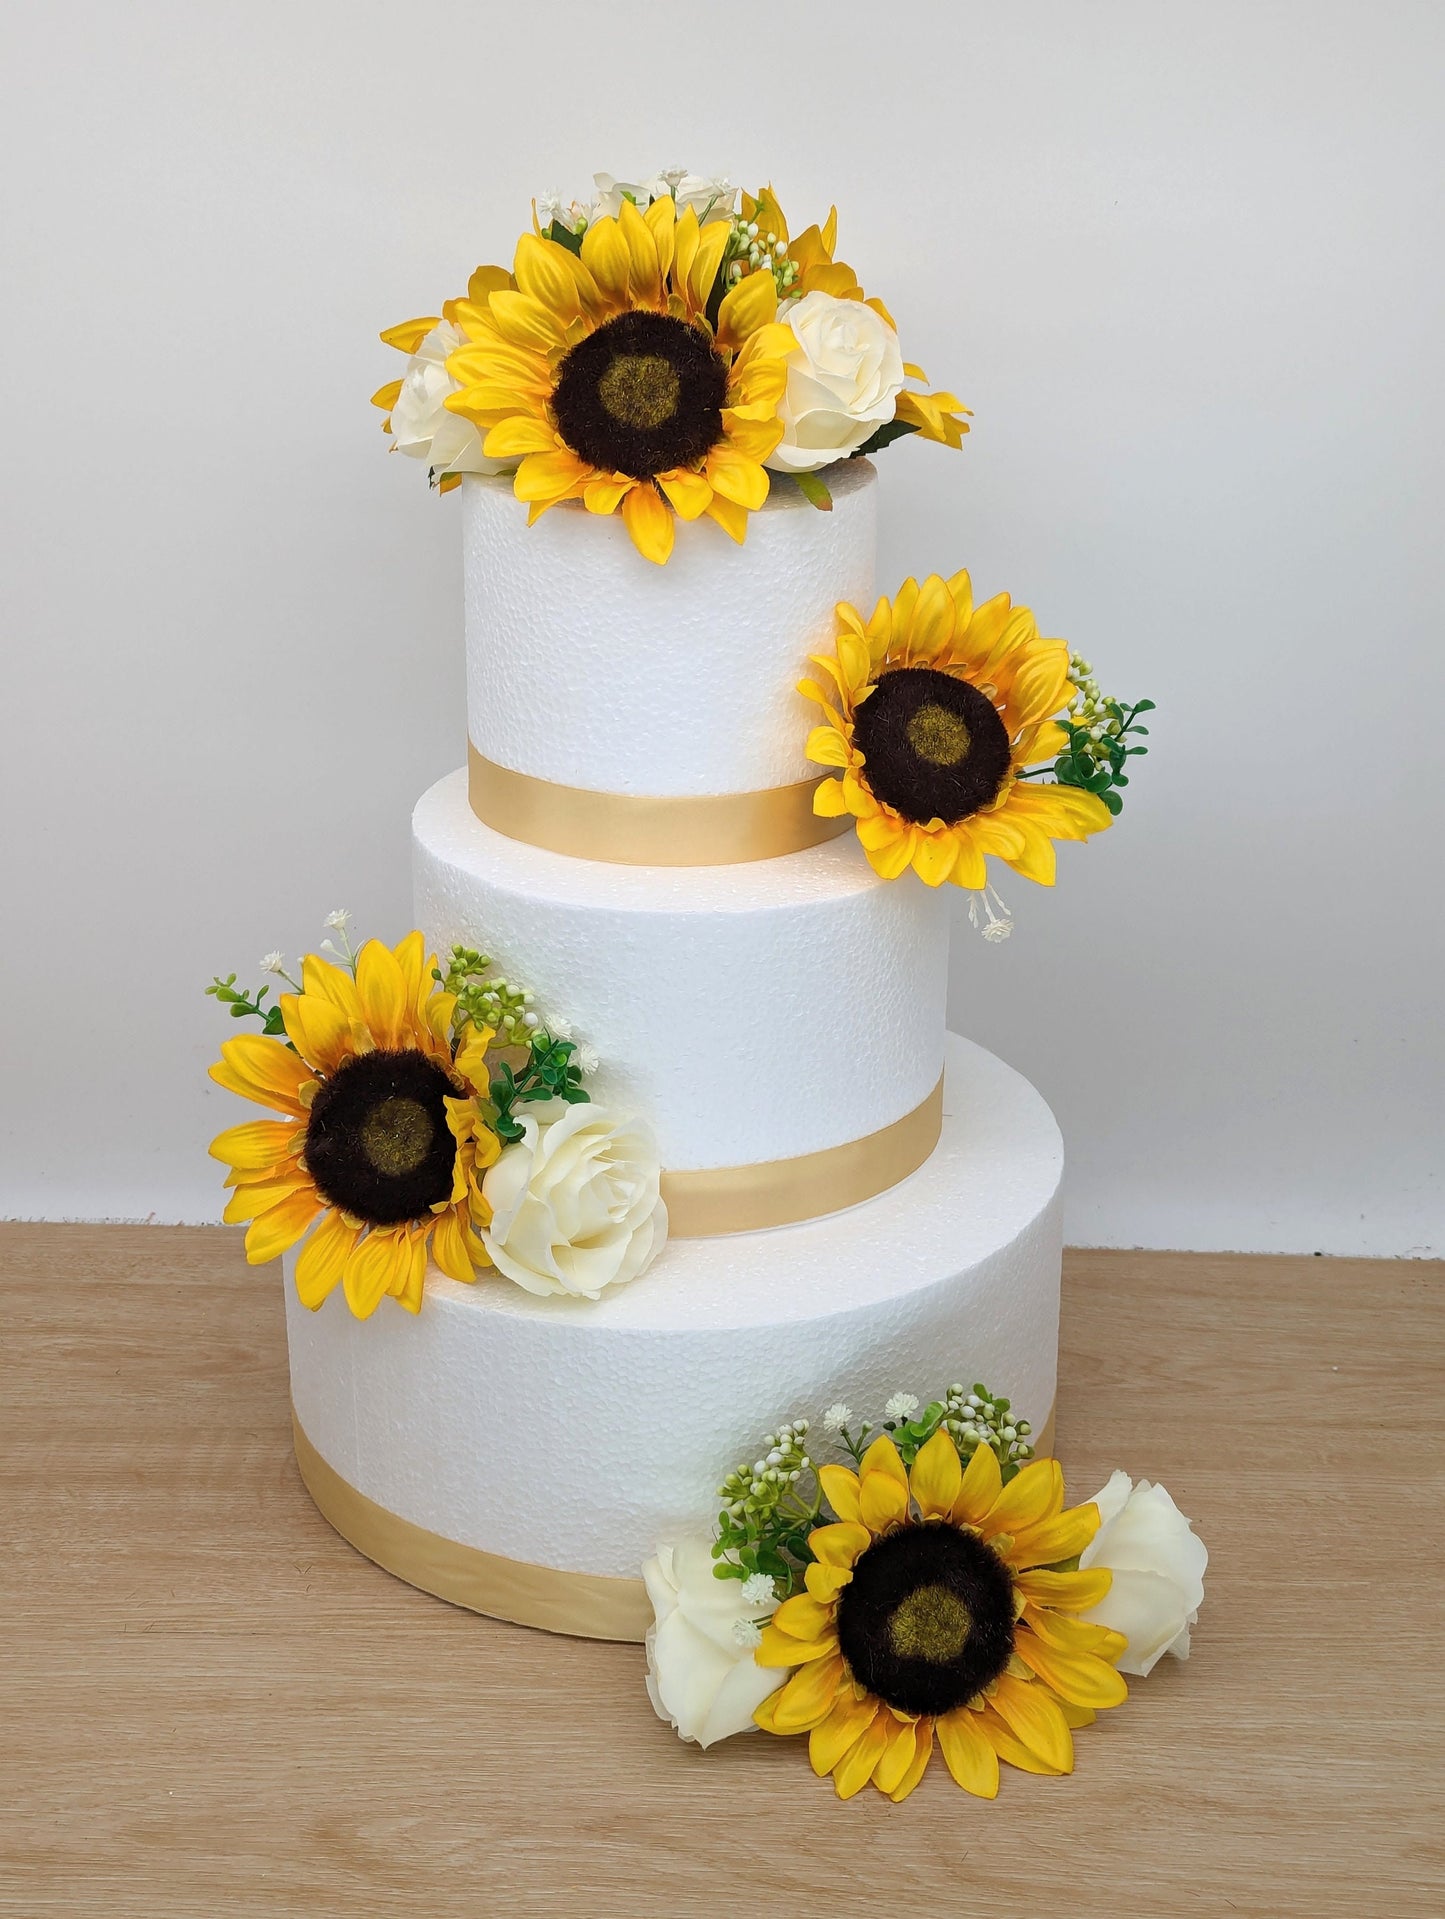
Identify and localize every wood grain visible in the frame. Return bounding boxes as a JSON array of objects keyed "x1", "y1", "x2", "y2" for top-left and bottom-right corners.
[{"x1": 1, "y1": 1224, "x2": 1440, "y2": 1918}]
